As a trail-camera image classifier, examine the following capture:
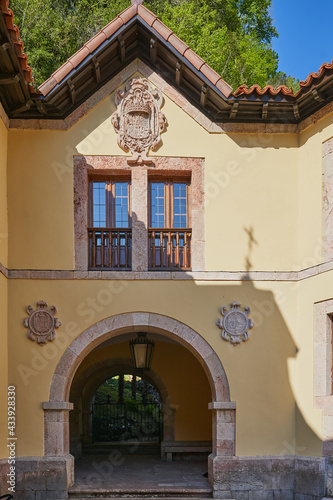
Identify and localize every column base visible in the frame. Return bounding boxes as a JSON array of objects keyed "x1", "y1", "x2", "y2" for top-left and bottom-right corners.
[
  {"x1": 209, "y1": 454, "x2": 328, "y2": 500},
  {"x1": 0, "y1": 454, "x2": 74, "y2": 500}
]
